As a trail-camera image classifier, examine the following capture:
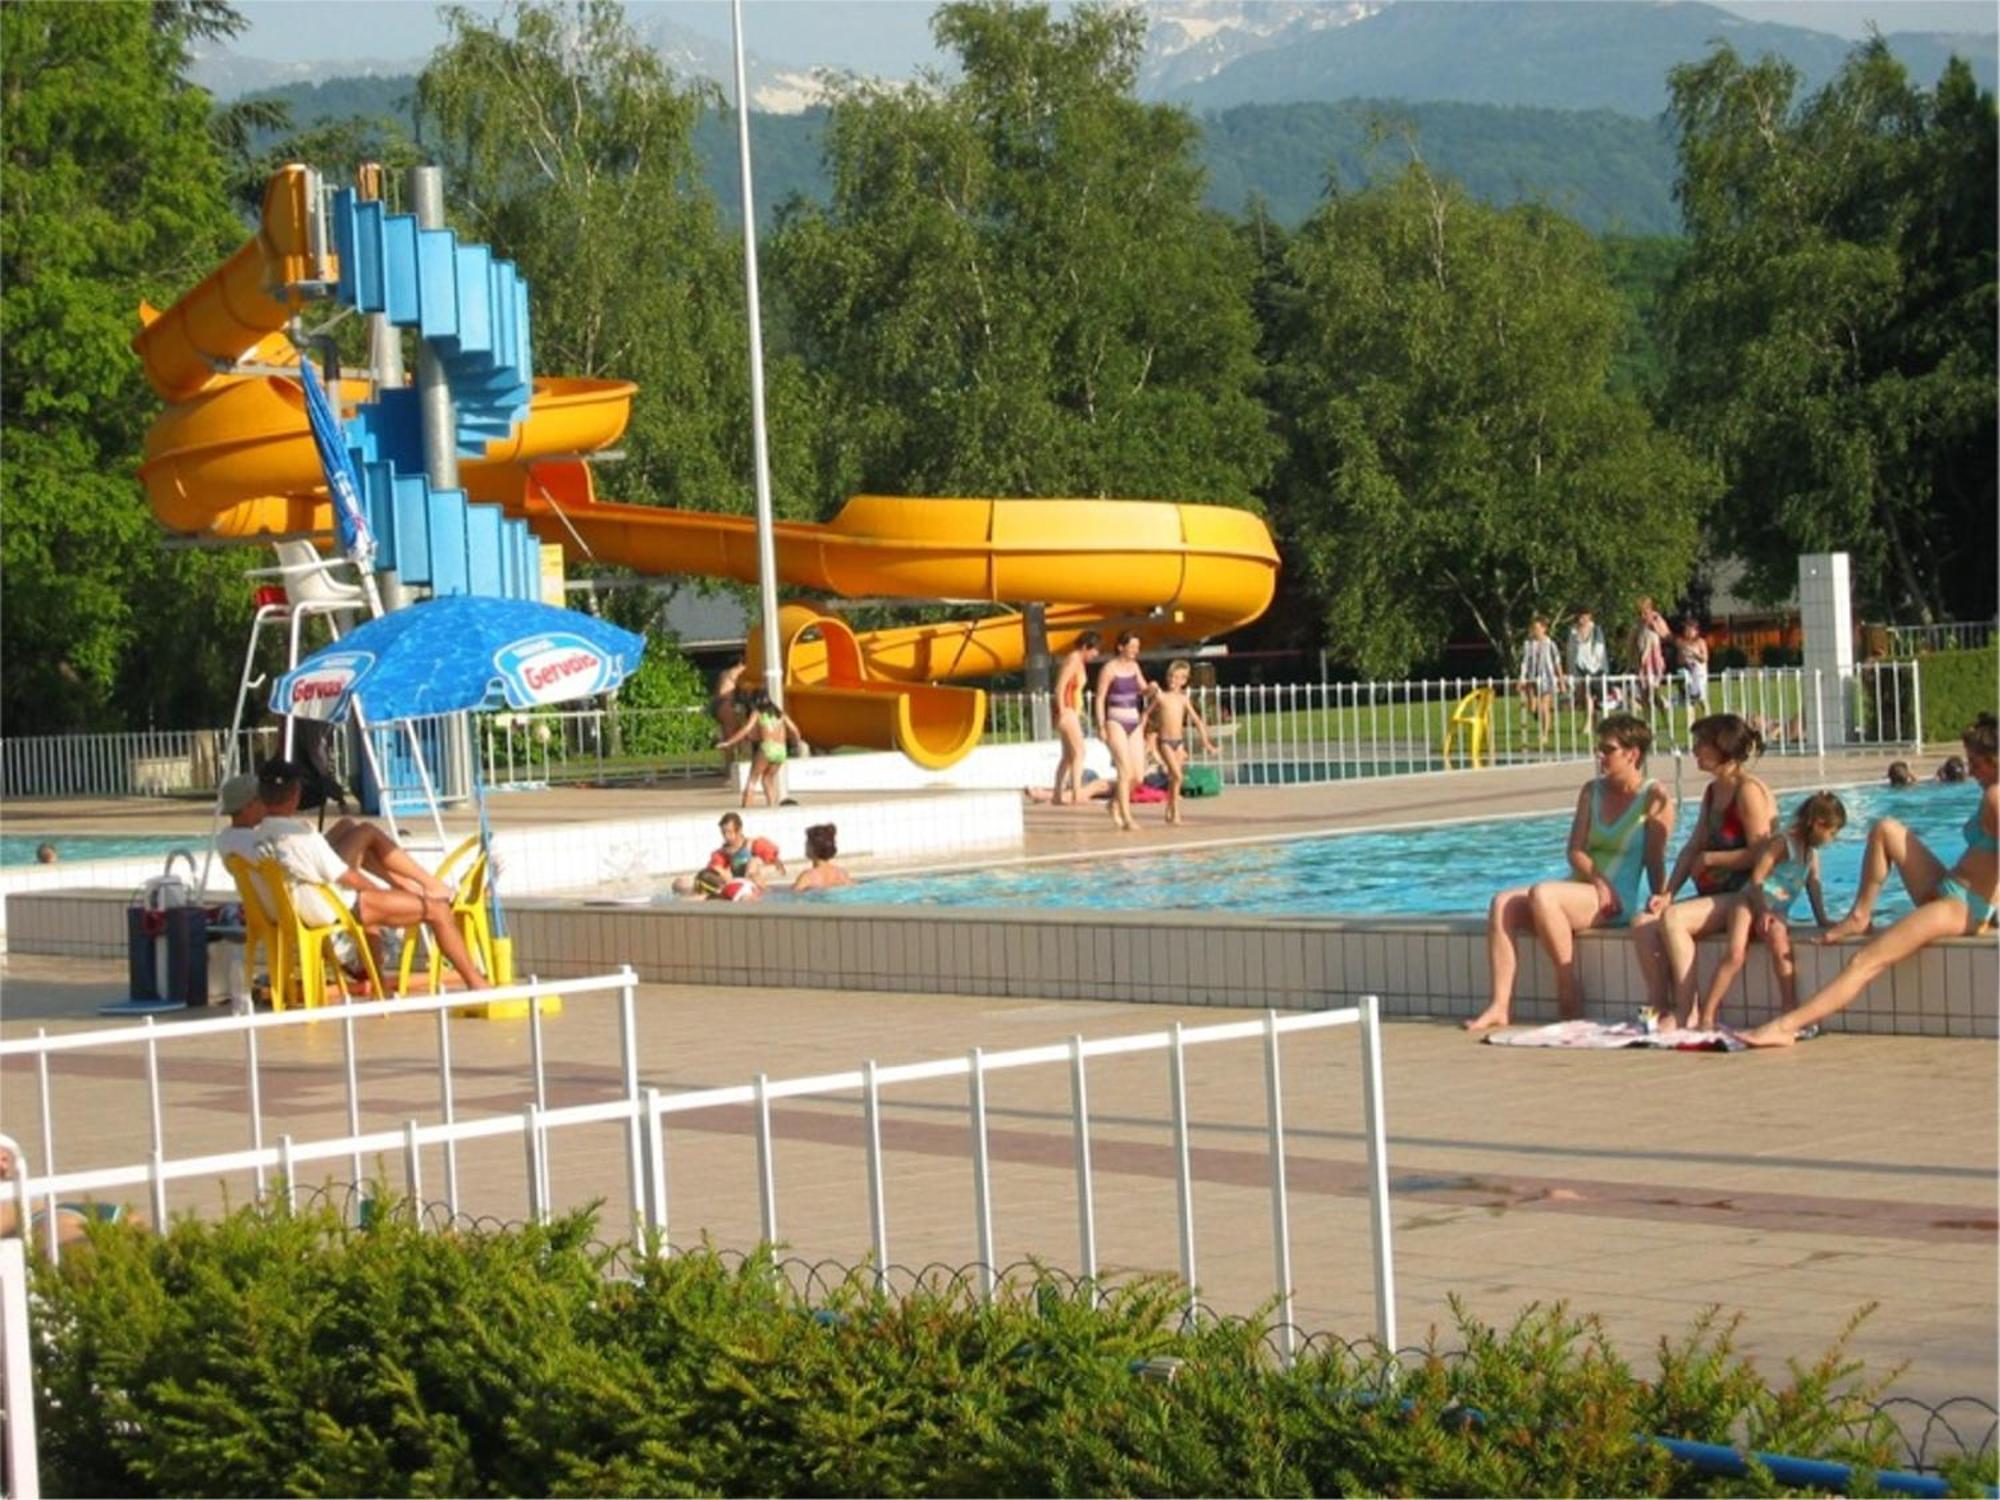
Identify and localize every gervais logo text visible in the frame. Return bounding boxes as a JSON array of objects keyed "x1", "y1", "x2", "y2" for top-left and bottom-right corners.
[
  {"x1": 495, "y1": 633, "x2": 613, "y2": 705},
  {"x1": 283, "y1": 651, "x2": 372, "y2": 718}
]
